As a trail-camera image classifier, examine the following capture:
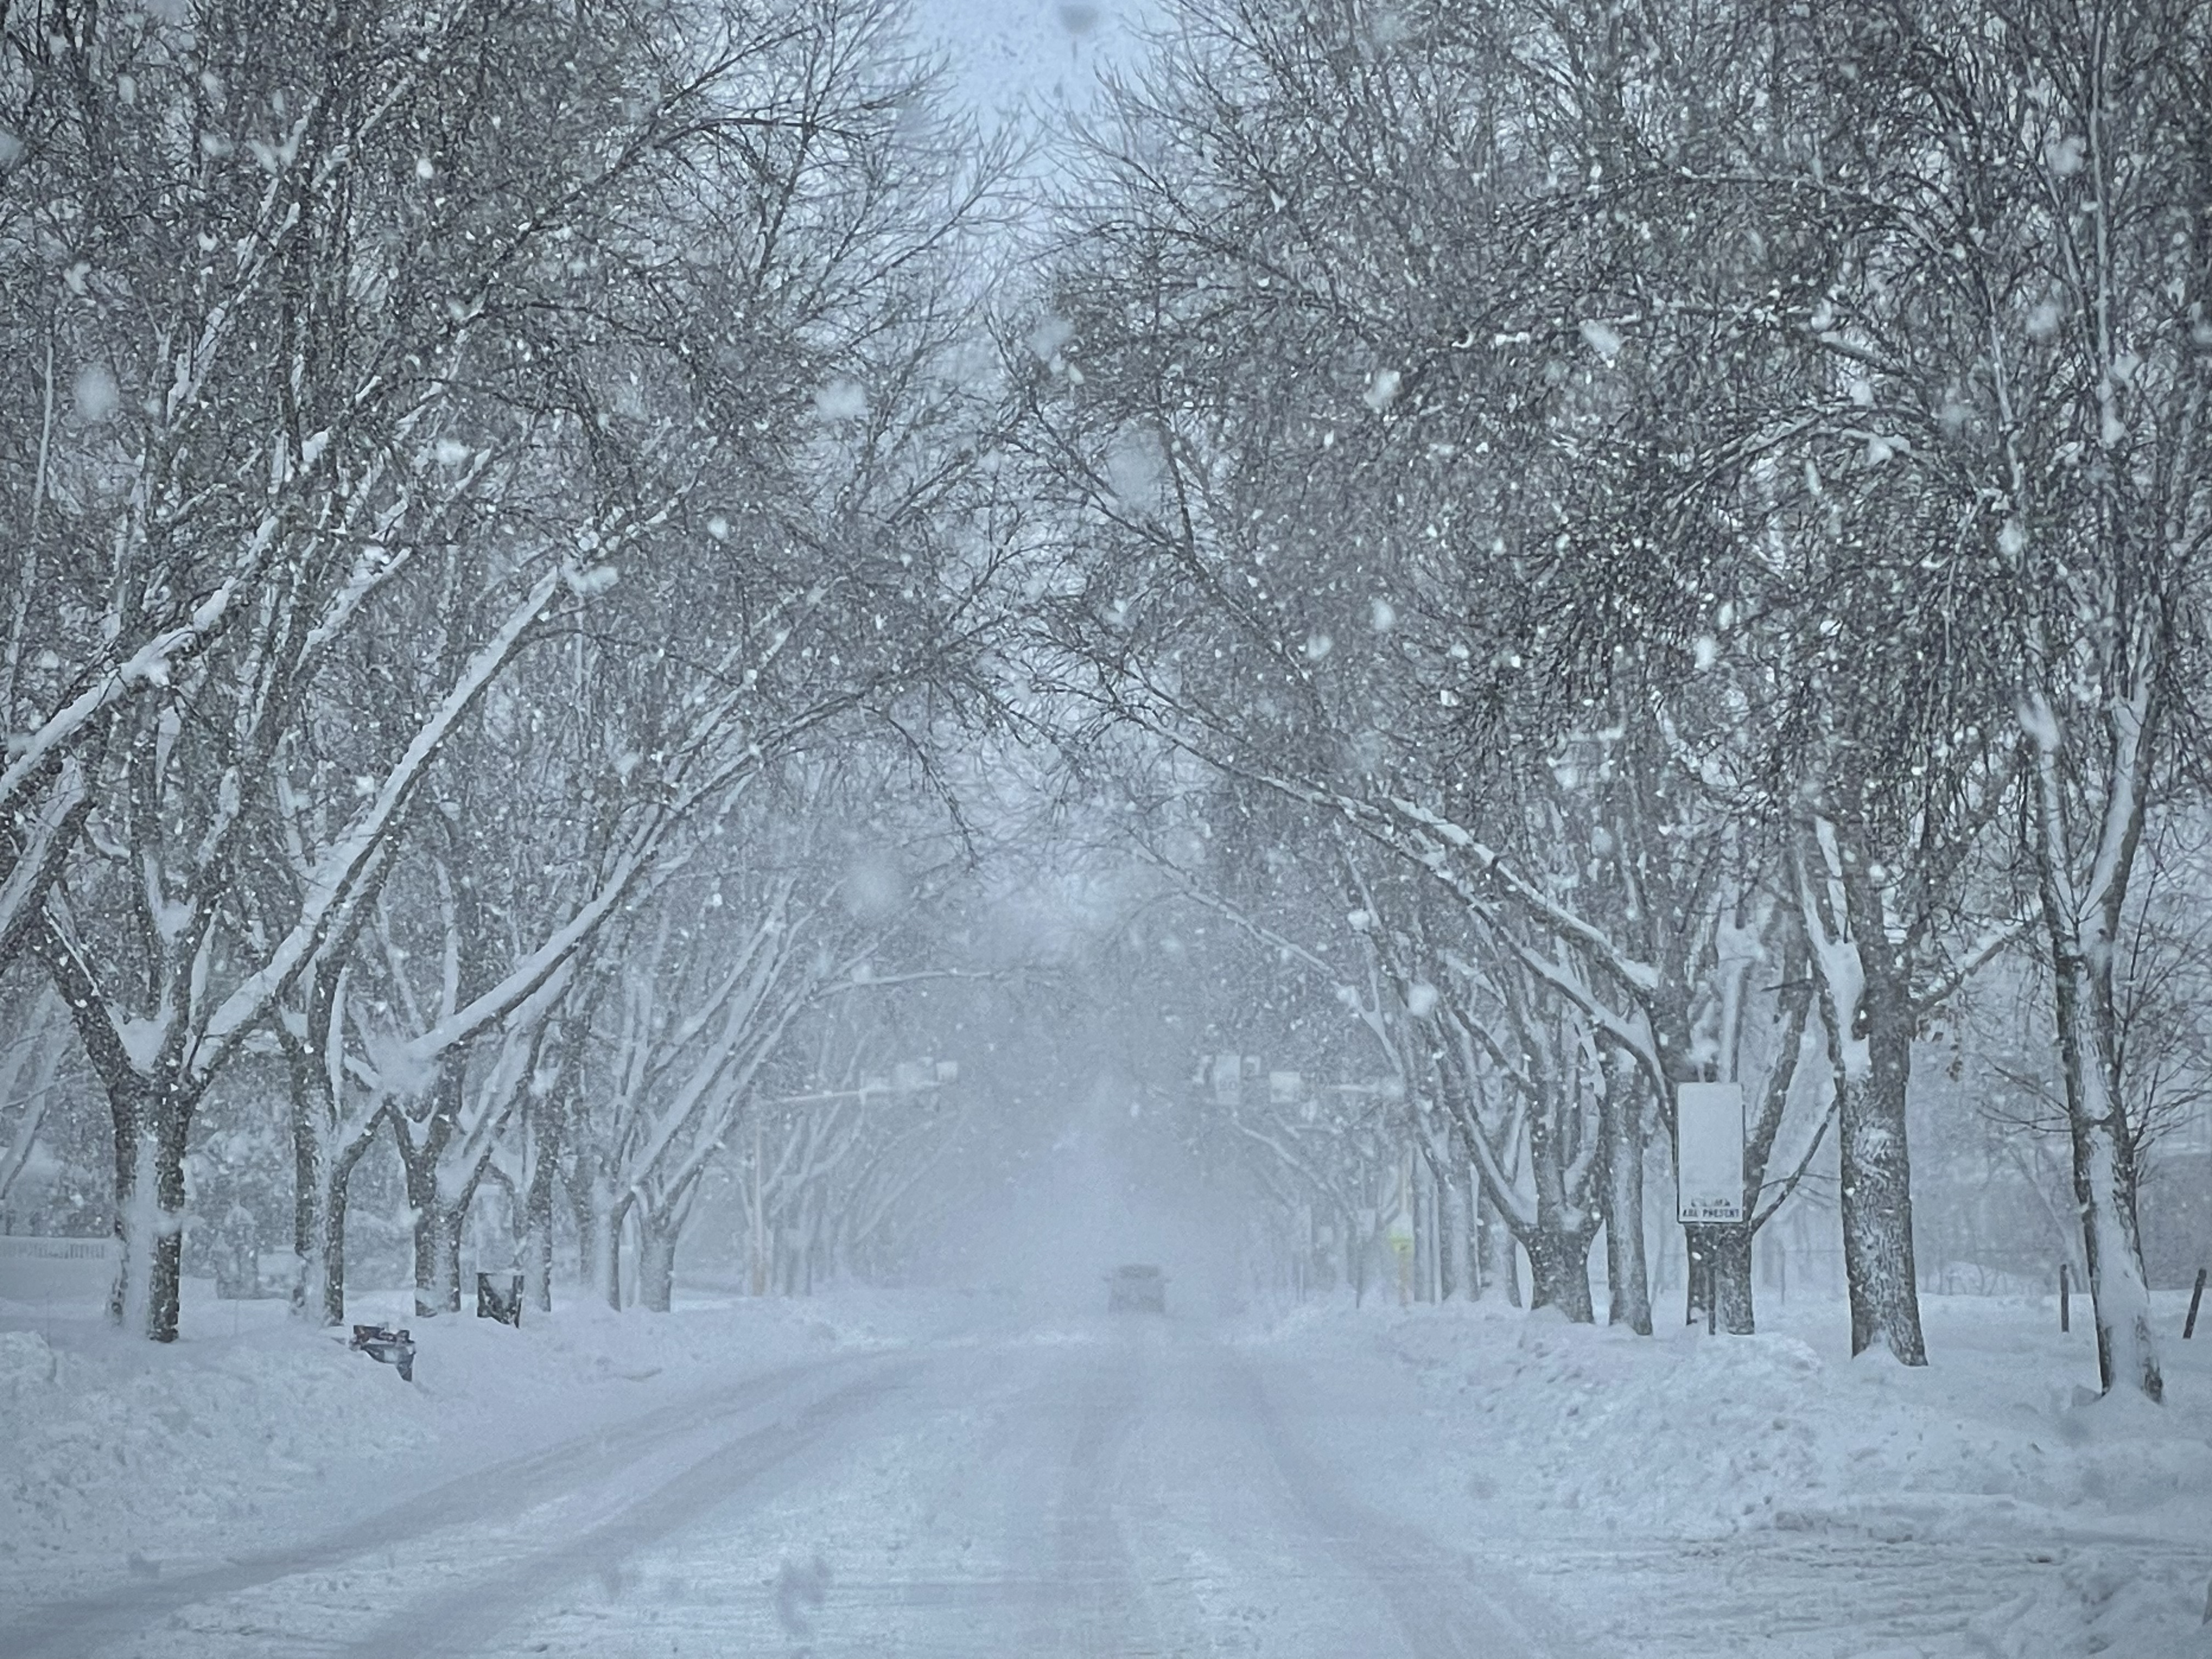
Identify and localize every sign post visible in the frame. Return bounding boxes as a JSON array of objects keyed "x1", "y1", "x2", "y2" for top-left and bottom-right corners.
[
  {"x1": 1677, "y1": 1083, "x2": 1745, "y2": 1333},
  {"x1": 1675, "y1": 1082, "x2": 1746, "y2": 1223},
  {"x1": 1211, "y1": 1052, "x2": 1244, "y2": 1107}
]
